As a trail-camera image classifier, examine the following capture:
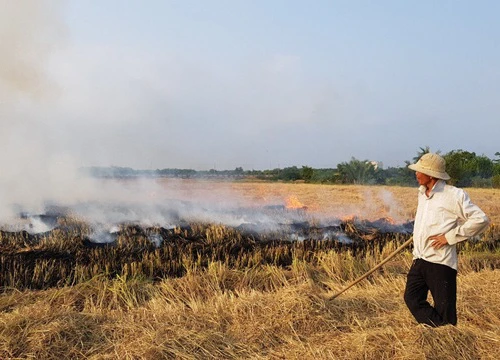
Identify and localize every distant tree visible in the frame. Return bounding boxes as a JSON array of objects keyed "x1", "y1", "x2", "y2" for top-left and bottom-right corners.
[
  {"x1": 337, "y1": 157, "x2": 377, "y2": 184},
  {"x1": 260, "y1": 168, "x2": 281, "y2": 180},
  {"x1": 280, "y1": 166, "x2": 301, "y2": 181},
  {"x1": 492, "y1": 175, "x2": 500, "y2": 189},
  {"x1": 490, "y1": 151, "x2": 500, "y2": 179},
  {"x1": 413, "y1": 146, "x2": 430, "y2": 162},
  {"x1": 172, "y1": 169, "x2": 194, "y2": 178},
  {"x1": 376, "y1": 166, "x2": 414, "y2": 186},
  {"x1": 234, "y1": 167, "x2": 244, "y2": 175},
  {"x1": 301, "y1": 166, "x2": 314, "y2": 182},
  {"x1": 471, "y1": 155, "x2": 494, "y2": 178},
  {"x1": 412, "y1": 146, "x2": 443, "y2": 162},
  {"x1": 310, "y1": 169, "x2": 337, "y2": 183},
  {"x1": 494, "y1": 152, "x2": 500, "y2": 163},
  {"x1": 494, "y1": 163, "x2": 500, "y2": 177},
  {"x1": 443, "y1": 150, "x2": 477, "y2": 186}
]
